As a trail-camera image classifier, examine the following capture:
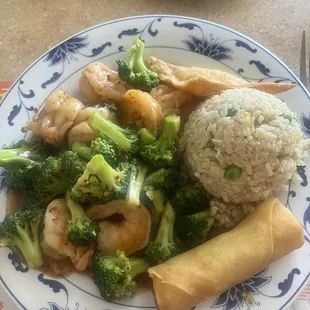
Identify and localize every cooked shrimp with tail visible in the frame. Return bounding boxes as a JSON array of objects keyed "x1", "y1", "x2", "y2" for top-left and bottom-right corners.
[
  {"x1": 67, "y1": 105, "x2": 118, "y2": 147},
  {"x1": 80, "y1": 62, "x2": 129, "y2": 103},
  {"x1": 120, "y1": 89, "x2": 164, "y2": 130},
  {"x1": 87, "y1": 199, "x2": 151, "y2": 256},
  {"x1": 41, "y1": 199, "x2": 93, "y2": 272},
  {"x1": 26, "y1": 90, "x2": 84, "y2": 145}
]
